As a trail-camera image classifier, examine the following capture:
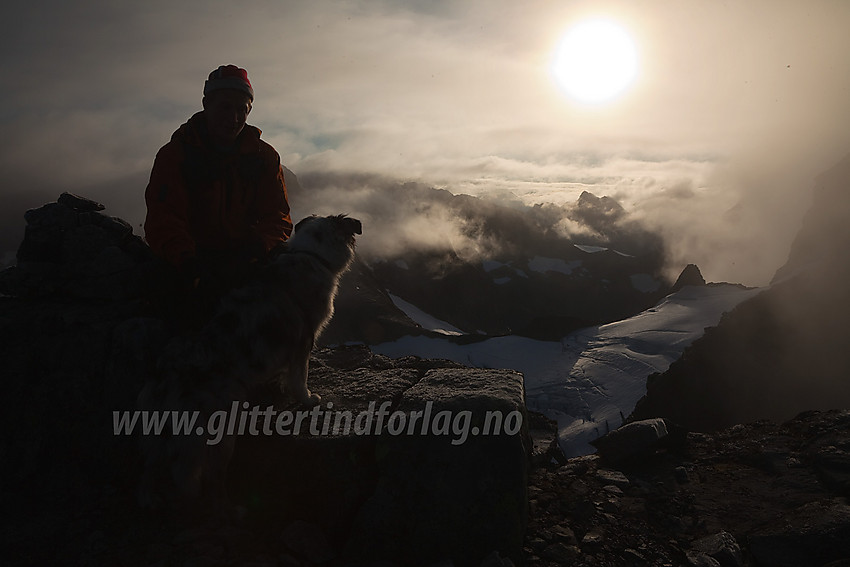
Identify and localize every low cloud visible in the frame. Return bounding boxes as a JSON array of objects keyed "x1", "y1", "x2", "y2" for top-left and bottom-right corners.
[
  {"x1": 628, "y1": 146, "x2": 843, "y2": 286},
  {"x1": 2, "y1": 1, "x2": 849, "y2": 288},
  {"x1": 290, "y1": 172, "x2": 503, "y2": 261},
  {"x1": 289, "y1": 170, "x2": 665, "y2": 277}
]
